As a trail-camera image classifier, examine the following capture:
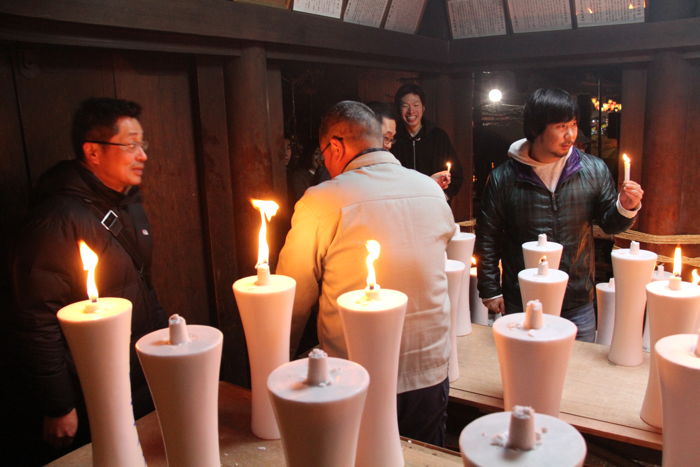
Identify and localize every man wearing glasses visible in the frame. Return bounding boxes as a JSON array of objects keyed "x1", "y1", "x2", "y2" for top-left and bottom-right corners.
[
  {"x1": 278, "y1": 101, "x2": 456, "y2": 446},
  {"x1": 10, "y1": 97, "x2": 166, "y2": 463}
]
